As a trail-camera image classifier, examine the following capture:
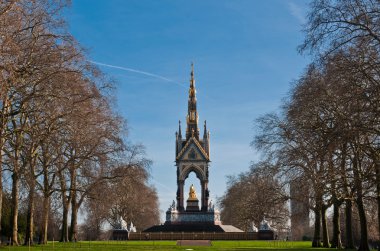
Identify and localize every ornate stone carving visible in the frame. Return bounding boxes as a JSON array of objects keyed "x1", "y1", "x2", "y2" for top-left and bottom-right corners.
[{"x1": 188, "y1": 149, "x2": 197, "y2": 159}]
